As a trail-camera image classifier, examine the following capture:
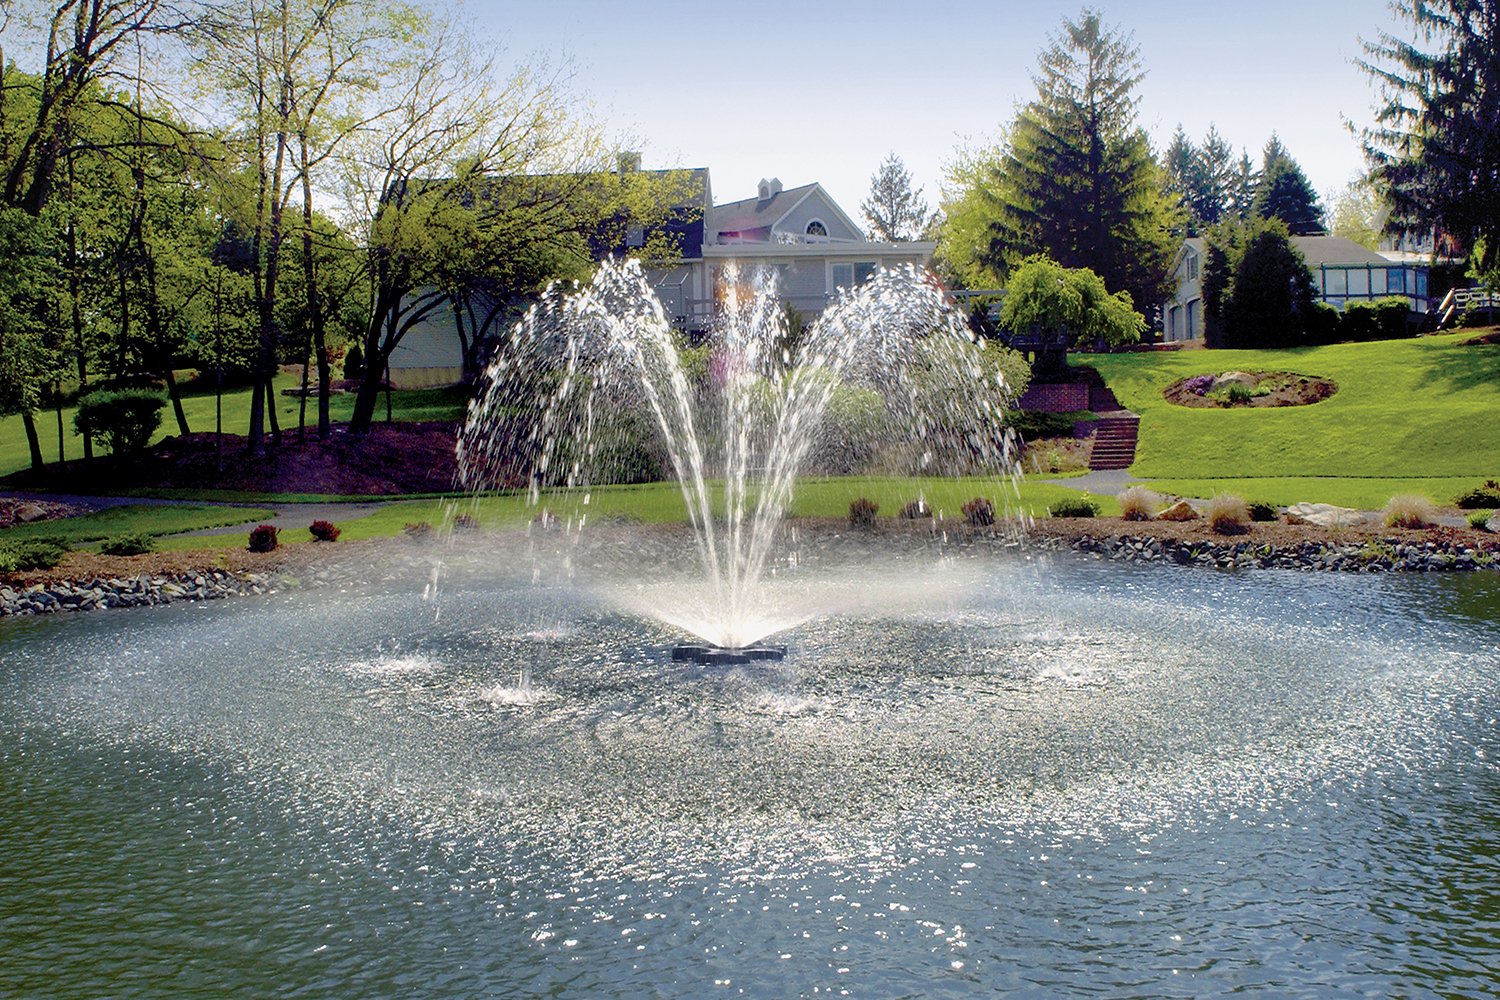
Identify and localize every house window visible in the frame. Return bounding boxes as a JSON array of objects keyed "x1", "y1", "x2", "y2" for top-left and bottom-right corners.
[
  {"x1": 1325, "y1": 269, "x2": 1347, "y2": 296},
  {"x1": 1187, "y1": 254, "x2": 1198, "y2": 281},
  {"x1": 831, "y1": 261, "x2": 877, "y2": 290},
  {"x1": 1385, "y1": 268, "x2": 1406, "y2": 295},
  {"x1": 806, "y1": 220, "x2": 827, "y2": 237}
]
